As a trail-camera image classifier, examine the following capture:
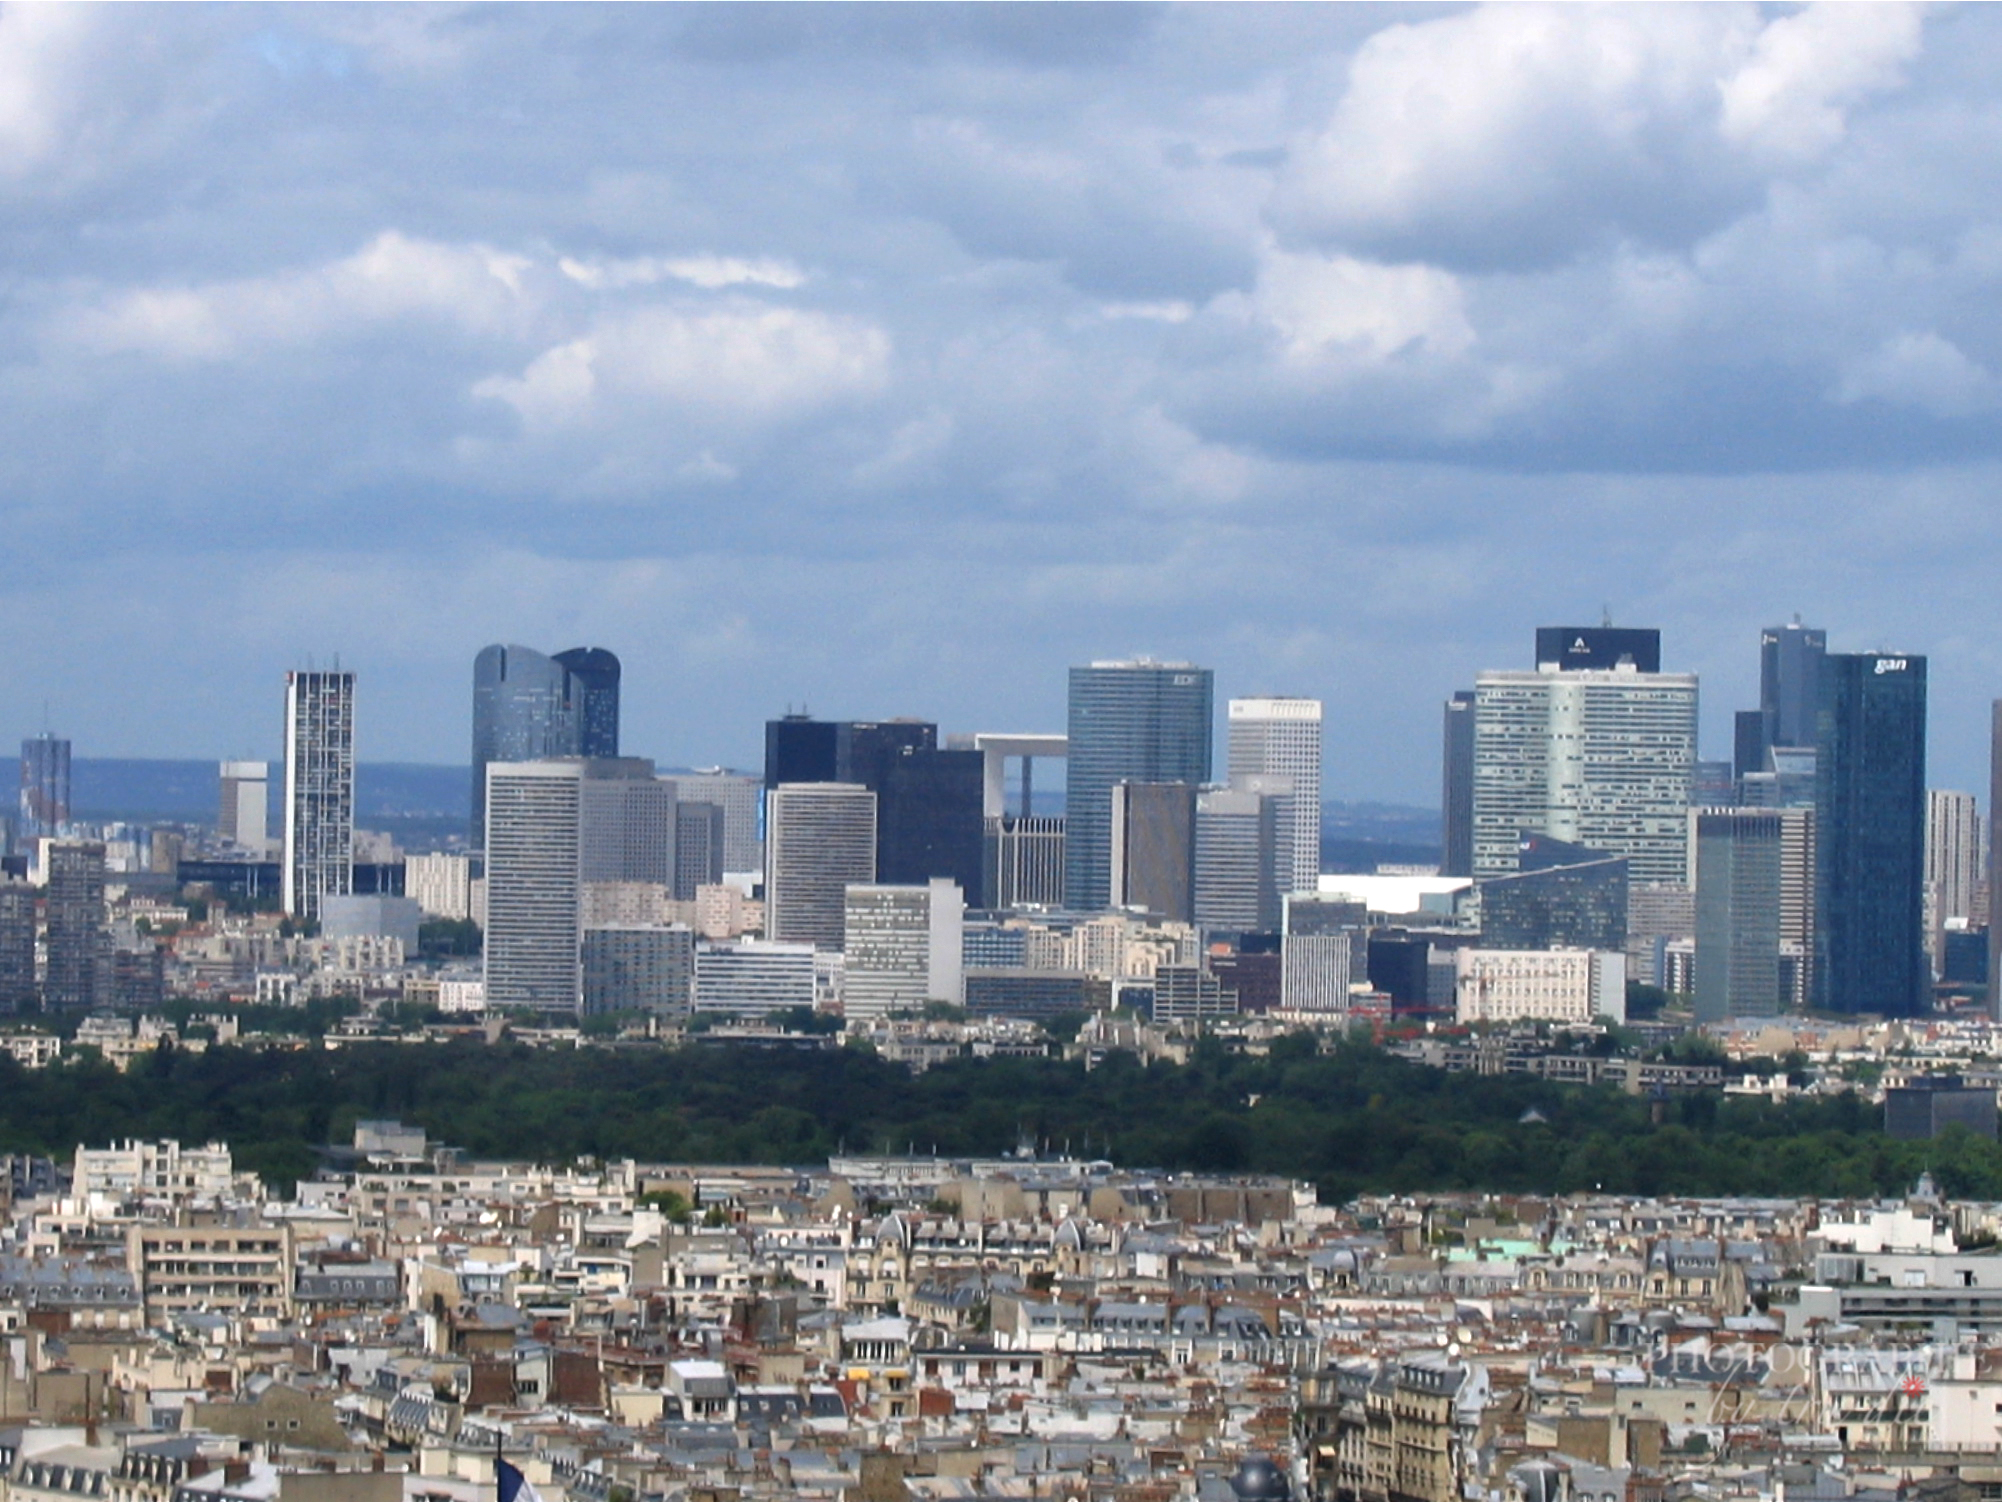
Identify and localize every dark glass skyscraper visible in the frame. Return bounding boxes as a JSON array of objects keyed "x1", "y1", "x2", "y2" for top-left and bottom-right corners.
[
  {"x1": 1065, "y1": 660, "x2": 1213, "y2": 913},
  {"x1": 552, "y1": 647, "x2": 621, "y2": 758},
  {"x1": 1762, "y1": 621, "x2": 1827, "y2": 751},
  {"x1": 876, "y1": 744, "x2": 985, "y2": 896},
  {"x1": 762, "y1": 717, "x2": 980, "y2": 893},
  {"x1": 470, "y1": 644, "x2": 621, "y2": 850},
  {"x1": 1533, "y1": 626, "x2": 1662, "y2": 673},
  {"x1": 1814, "y1": 651, "x2": 1926, "y2": 1017}
]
